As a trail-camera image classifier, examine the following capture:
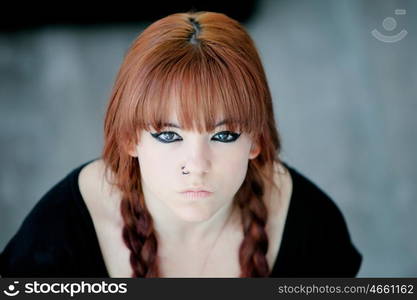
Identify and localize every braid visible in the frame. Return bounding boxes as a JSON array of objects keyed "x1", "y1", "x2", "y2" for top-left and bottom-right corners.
[
  {"x1": 119, "y1": 160, "x2": 160, "y2": 277},
  {"x1": 236, "y1": 162, "x2": 271, "y2": 277}
]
